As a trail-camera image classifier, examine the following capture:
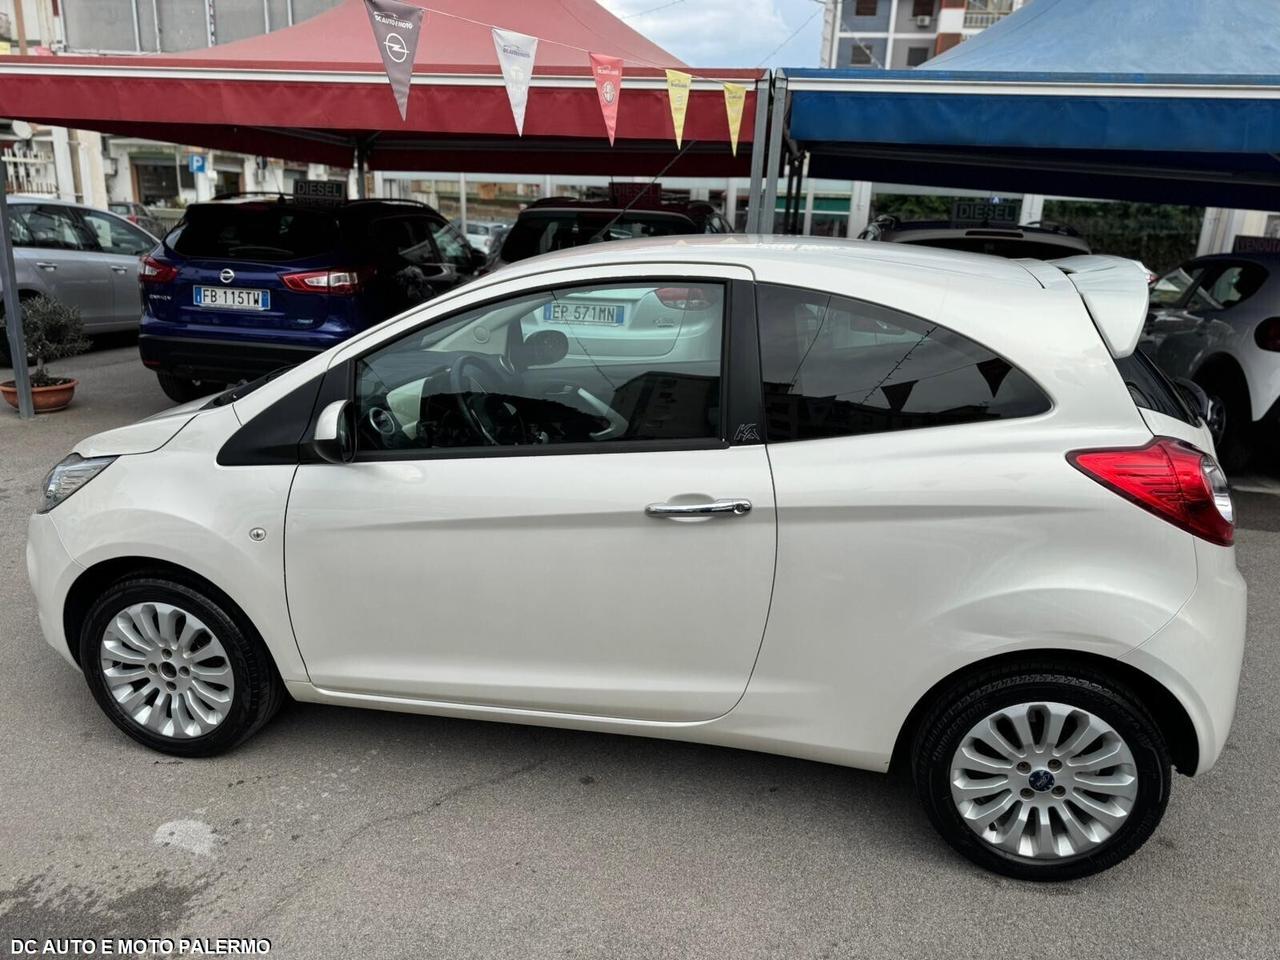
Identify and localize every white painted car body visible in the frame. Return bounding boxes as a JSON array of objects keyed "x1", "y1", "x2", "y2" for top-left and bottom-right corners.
[{"x1": 27, "y1": 238, "x2": 1245, "y2": 779}]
